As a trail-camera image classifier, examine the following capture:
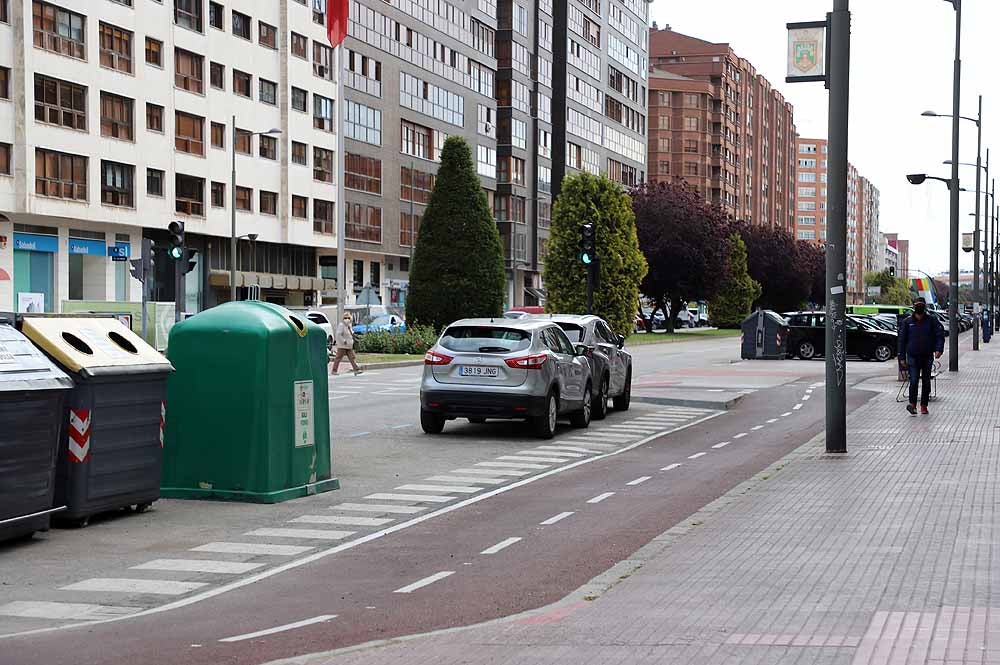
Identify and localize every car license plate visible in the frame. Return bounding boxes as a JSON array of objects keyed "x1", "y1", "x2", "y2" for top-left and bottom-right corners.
[{"x1": 459, "y1": 366, "x2": 499, "y2": 377}]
